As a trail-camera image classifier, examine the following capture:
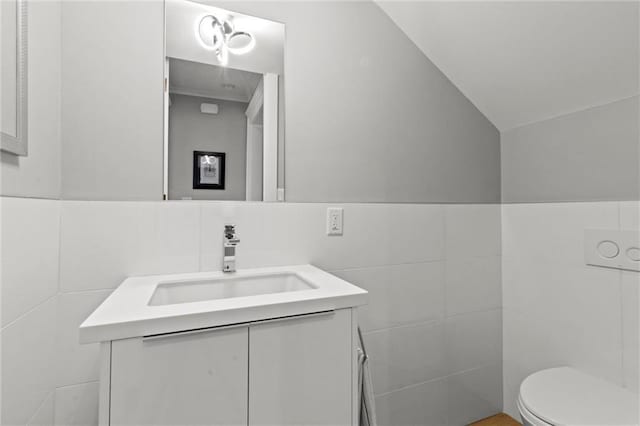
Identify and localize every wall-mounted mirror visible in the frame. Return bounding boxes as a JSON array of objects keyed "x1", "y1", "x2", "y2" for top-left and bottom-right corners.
[
  {"x1": 164, "y1": 0, "x2": 285, "y2": 201},
  {"x1": 1, "y1": 0, "x2": 28, "y2": 156}
]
